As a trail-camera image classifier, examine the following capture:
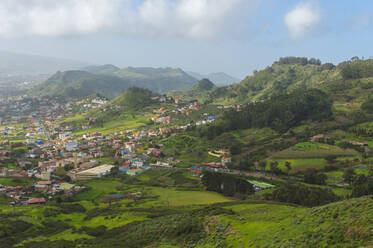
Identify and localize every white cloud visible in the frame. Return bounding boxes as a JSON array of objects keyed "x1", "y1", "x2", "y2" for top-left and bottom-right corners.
[
  {"x1": 284, "y1": 1, "x2": 321, "y2": 39},
  {"x1": 0, "y1": 0, "x2": 258, "y2": 40}
]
